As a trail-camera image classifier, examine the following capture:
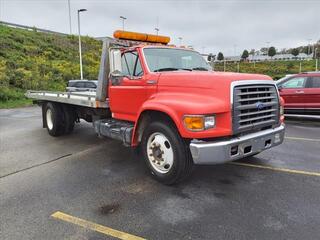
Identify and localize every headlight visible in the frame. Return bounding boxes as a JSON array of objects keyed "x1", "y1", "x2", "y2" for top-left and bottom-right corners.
[{"x1": 183, "y1": 115, "x2": 215, "y2": 131}]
